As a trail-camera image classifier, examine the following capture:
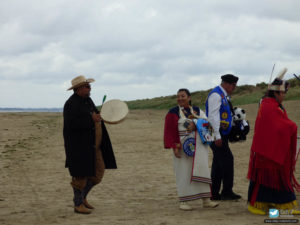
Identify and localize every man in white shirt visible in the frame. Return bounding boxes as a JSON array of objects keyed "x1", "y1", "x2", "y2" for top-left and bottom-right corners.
[{"x1": 205, "y1": 74, "x2": 241, "y2": 200}]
